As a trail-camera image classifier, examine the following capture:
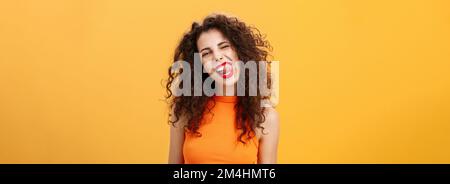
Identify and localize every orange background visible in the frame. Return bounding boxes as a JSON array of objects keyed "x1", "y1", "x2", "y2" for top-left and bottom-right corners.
[{"x1": 0, "y1": 0, "x2": 449, "y2": 163}]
